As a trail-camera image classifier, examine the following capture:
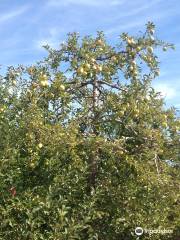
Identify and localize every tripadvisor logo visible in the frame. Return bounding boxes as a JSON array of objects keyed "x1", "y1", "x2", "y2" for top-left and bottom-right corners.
[
  {"x1": 135, "y1": 227, "x2": 173, "y2": 236},
  {"x1": 135, "y1": 227, "x2": 144, "y2": 236}
]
